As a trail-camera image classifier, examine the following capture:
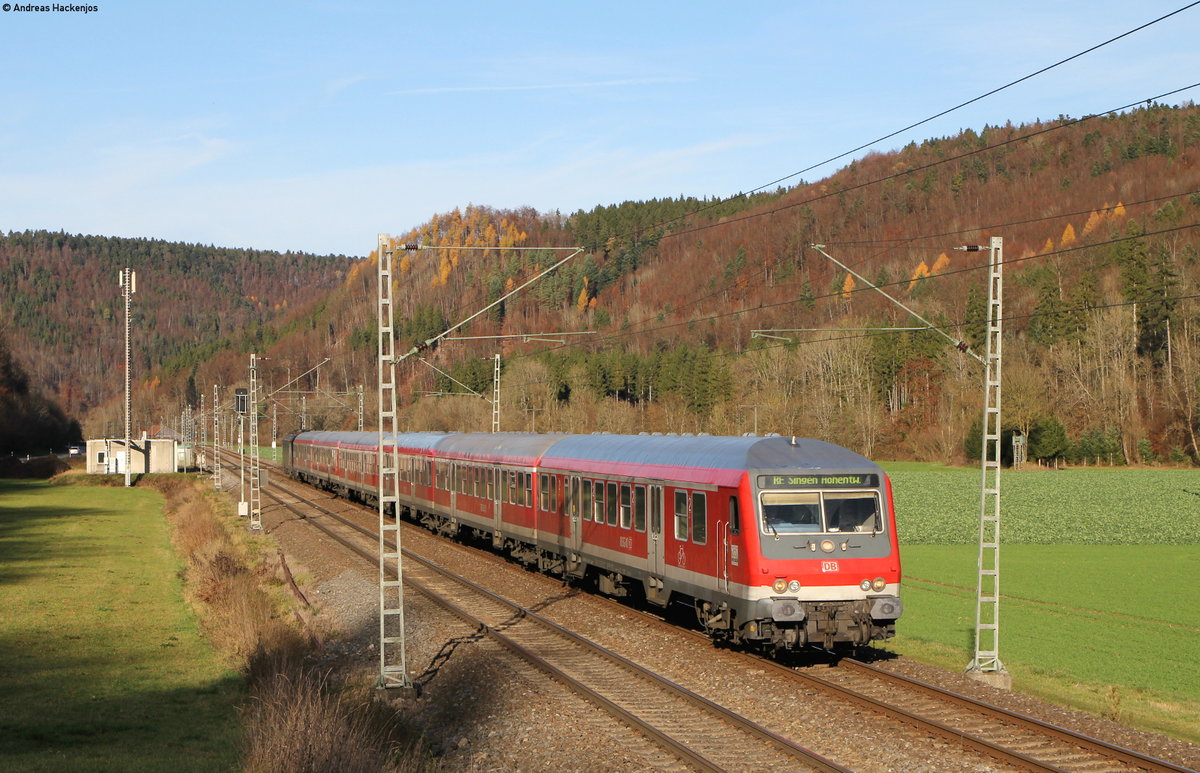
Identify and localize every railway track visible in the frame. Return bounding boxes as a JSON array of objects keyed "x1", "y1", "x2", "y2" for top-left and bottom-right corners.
[
  {"x1": 252, "y1": 461, "x2": 848, "y2": 773},
  {"x1": 209, "y1": 449, "x2": 1196, "y2": 773}
]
